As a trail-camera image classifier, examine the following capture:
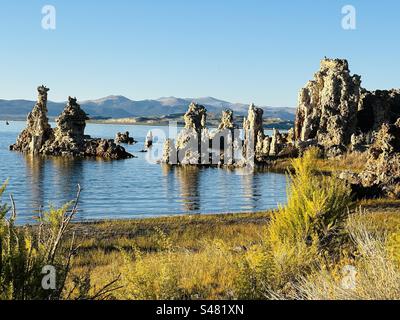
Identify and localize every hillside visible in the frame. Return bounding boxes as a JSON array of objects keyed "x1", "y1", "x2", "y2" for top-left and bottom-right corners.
[{"x1": 0, "y1": 96, "x2": 296, "y2": 121}]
